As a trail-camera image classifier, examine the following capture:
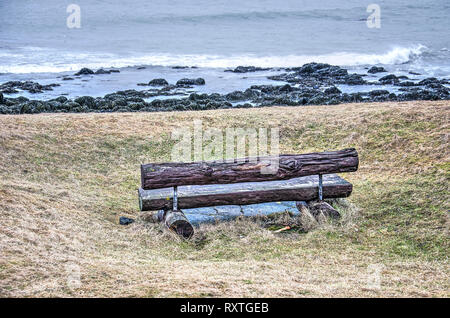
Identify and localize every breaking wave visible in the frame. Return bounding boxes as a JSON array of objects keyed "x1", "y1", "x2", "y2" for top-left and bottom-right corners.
[{"x1": 0, "y1": 45, "x2": 428, "y2": 74}]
